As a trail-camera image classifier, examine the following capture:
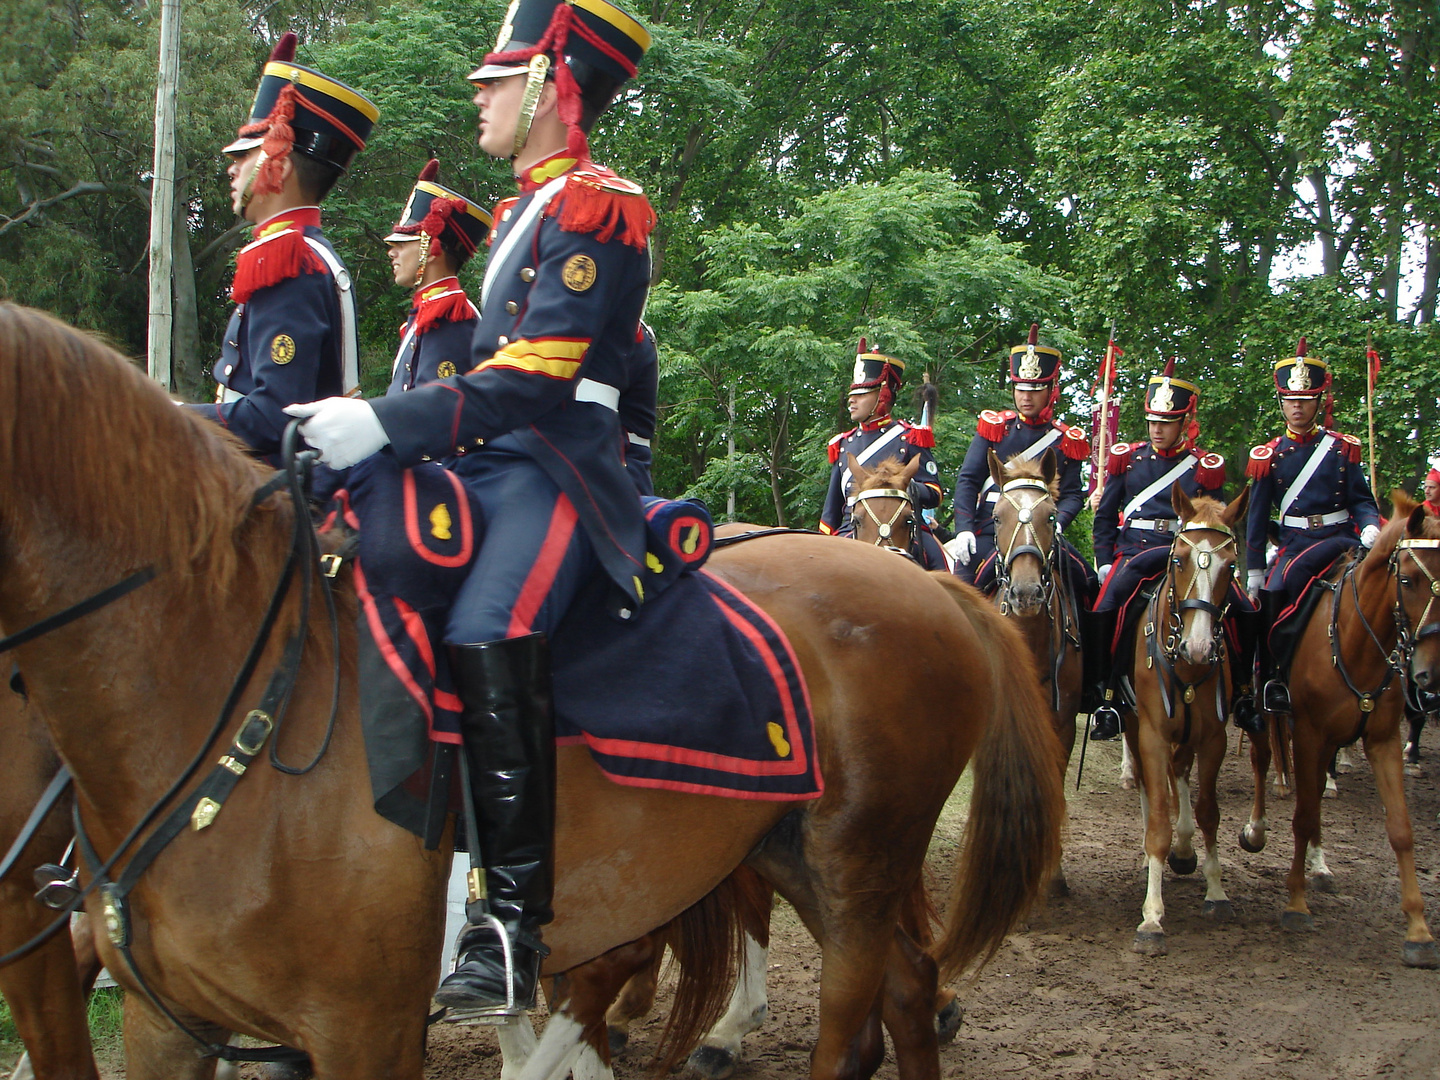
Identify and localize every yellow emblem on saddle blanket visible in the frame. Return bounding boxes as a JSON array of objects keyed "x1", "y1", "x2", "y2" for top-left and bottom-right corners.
[
  {"x1": 429, "y1": 503, "x2": 452, "y2": 541},
  {"x1": 767, "y1": 722, "x2": 791, "y2": 758}
]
